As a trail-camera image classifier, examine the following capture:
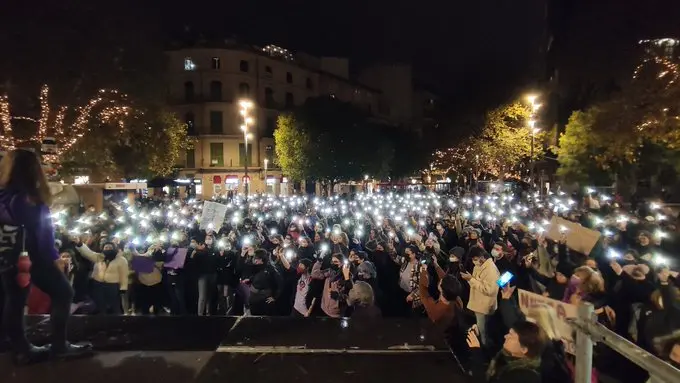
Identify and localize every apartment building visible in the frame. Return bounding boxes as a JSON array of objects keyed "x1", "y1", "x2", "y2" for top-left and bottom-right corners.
[{"x1": 166, "y1": 41, "x2": 382, "y2": 197}]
